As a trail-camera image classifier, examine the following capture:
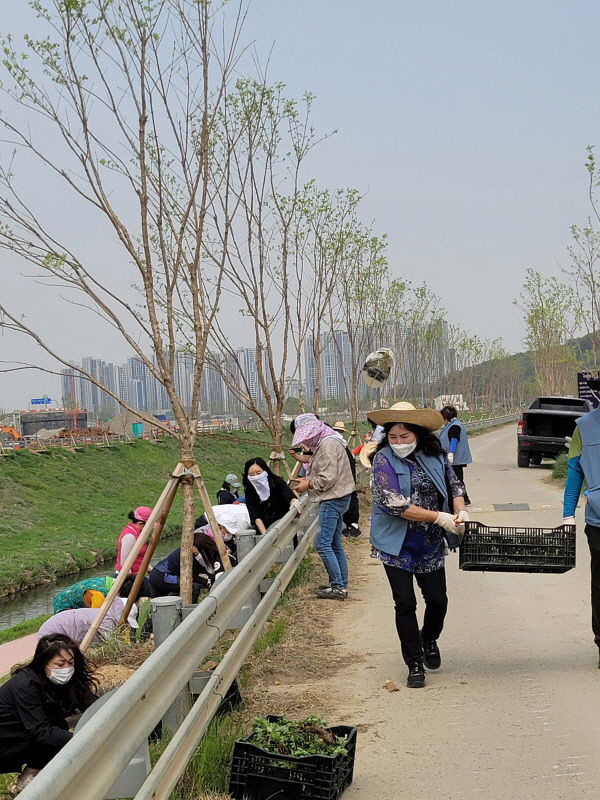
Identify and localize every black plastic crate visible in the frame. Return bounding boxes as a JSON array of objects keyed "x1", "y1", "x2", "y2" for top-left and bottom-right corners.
[
  {"x1": 229, "y1": 716, "x2": 357, "y2": 800},
  {"x1": 459, "y1": 522, "x2": 576, "y2": 573}
]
